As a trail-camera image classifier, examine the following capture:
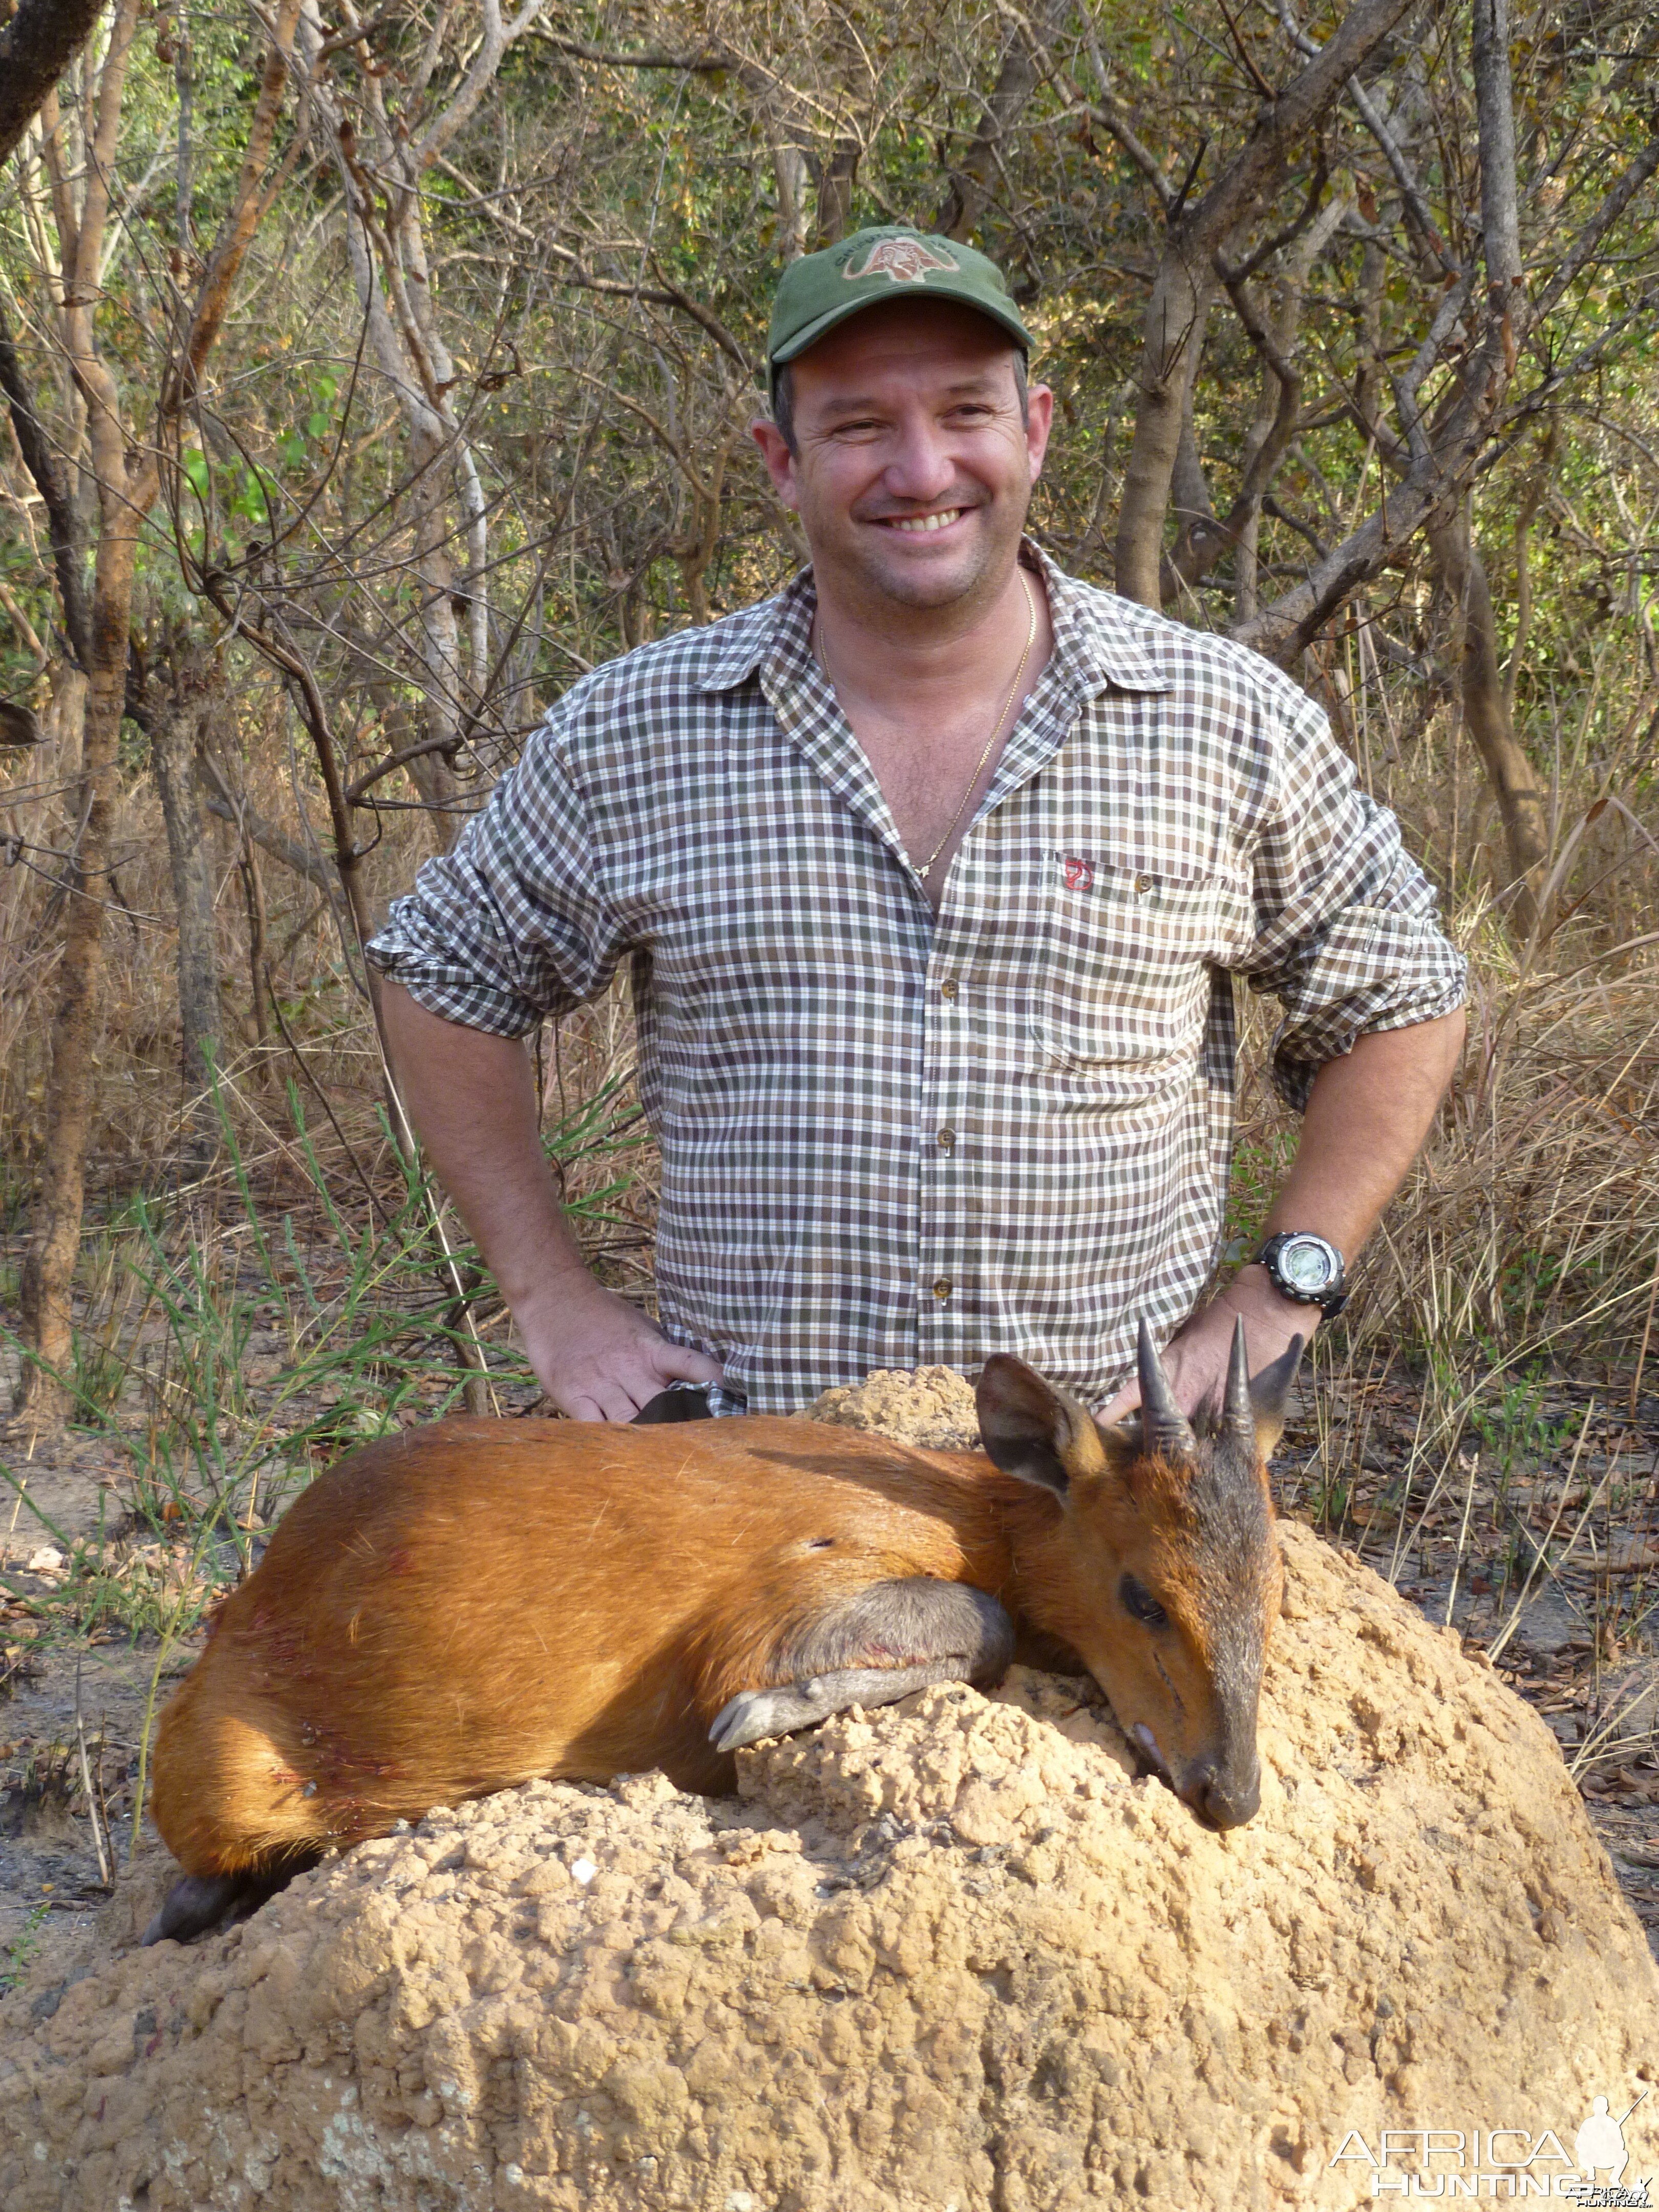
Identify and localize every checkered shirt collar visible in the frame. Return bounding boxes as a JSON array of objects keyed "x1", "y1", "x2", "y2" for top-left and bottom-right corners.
[{"x1": 691, "y1": 541, "x2": 1173, "y2": 699}]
